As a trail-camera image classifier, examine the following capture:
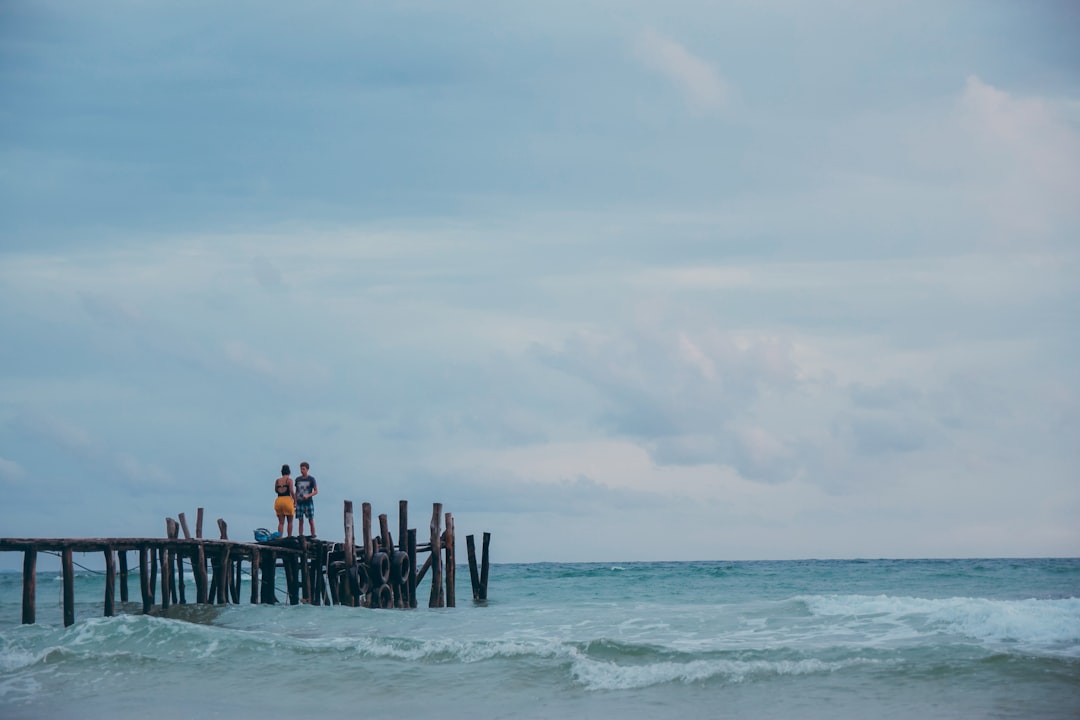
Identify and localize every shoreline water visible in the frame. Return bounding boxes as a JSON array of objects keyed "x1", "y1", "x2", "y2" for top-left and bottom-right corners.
[{"x1": 3, "y1": 558, "x2": 1078, "y2": 719}]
